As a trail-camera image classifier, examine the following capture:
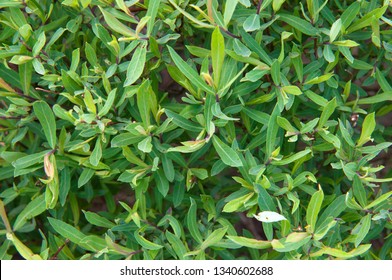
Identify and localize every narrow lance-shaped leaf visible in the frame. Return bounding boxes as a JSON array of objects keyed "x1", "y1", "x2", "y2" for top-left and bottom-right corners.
[
  {"x1": 134, "y1": 227, "x2": 164, "y2": 250},
  {"x1": 33, "y1": 101, "x2": 57, "y2": 149},
  {"x1": 223, "y1": 0, "x2": 239, "y2": 26},
  {"x1": 211, "y1": 26, "x2": 225, "y2": 87},
  {"x1": 318, "y1": 97, "x2": 337, "y2": 129},
  {"x1": 145, "y1": 0, "x2": 161, "y2": 36},
  {"x1": 99, "y1": 7, "x2": 136, "y2": 37},
  {"x1": 200, "y1": 227, "x2": 227, "y2": 250},
  {"x1": 277, "y1": 14, "x2": 318, "y2": 36},
  {"x1": 306, "y1": 185, "x2": 324, "y2": 233},
  {"x1": 357, "y1": 112, "x2": 376, "y2": 147},
  {"x1": 124, "y1": 44, "x2": 147, "y2": 86},
  {"x1": 13, "y1": 194, "x2": 46, "y2": 231},
  {"x1": 187, "y1": 198, "x2": 203, "y2": 244},
  {"x1": 212, "y1": 136, "x2": 243, "y2": 167},
  {"x1": 167, "y1": 46, "x2": 214, "y2": 95}
]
